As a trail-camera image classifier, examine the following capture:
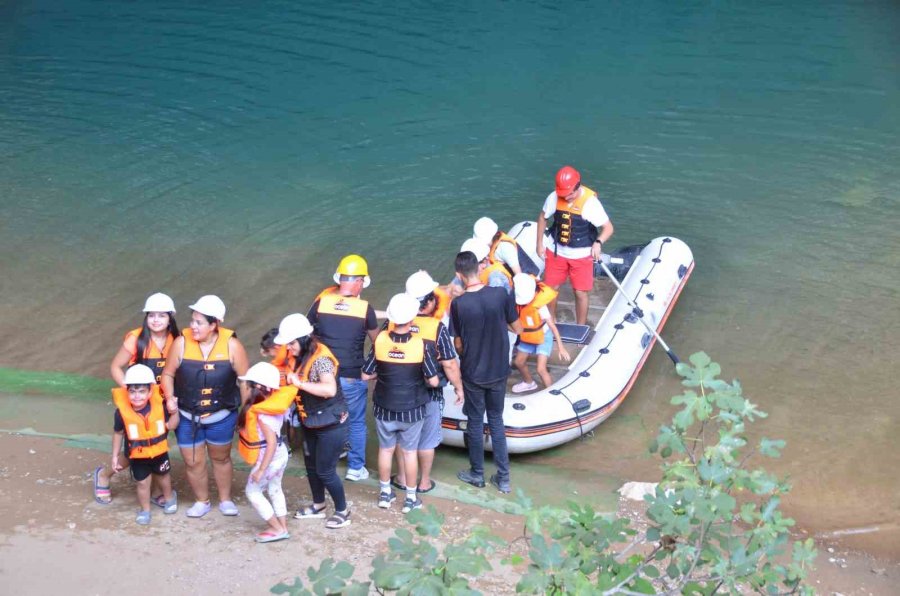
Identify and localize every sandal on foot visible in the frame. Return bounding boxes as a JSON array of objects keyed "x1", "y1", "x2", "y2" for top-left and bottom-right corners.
[
  {"x1": 293, "y1": 504, "x2": 326, "y2": 519},
  {"x1": 135, "y1": 510, "x2": 151, "y2": 525},
  {"x1": 418, "y1": 479, "x2": 436, "y2": 494},
  {"x1": 255, "y1": 530, "x2": 290, "y2": 543},
  {"x1": 151, "y1": 494, "x2": 166, "y2": 508},
  {"x1": 389, "y1": 475, "x2": 405, "y2": 491},
  {"x1": 93, "y1": 466, "x2": 111, "y2": 505},
  {"x1": 325, "y1": 510, "x2": 351, "y2": 529}
]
